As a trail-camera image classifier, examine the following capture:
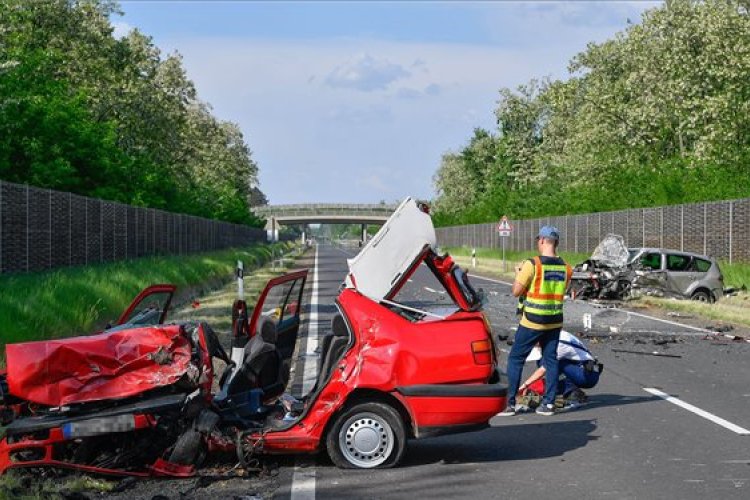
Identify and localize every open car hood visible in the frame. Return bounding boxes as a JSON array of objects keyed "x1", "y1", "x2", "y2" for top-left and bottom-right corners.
[
  {"x1": 590, "y1": 234, "x2": 630, "y2": 268},
  {"x1": 345, "y1": 197, "x2": 436, "y2": 302}
]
